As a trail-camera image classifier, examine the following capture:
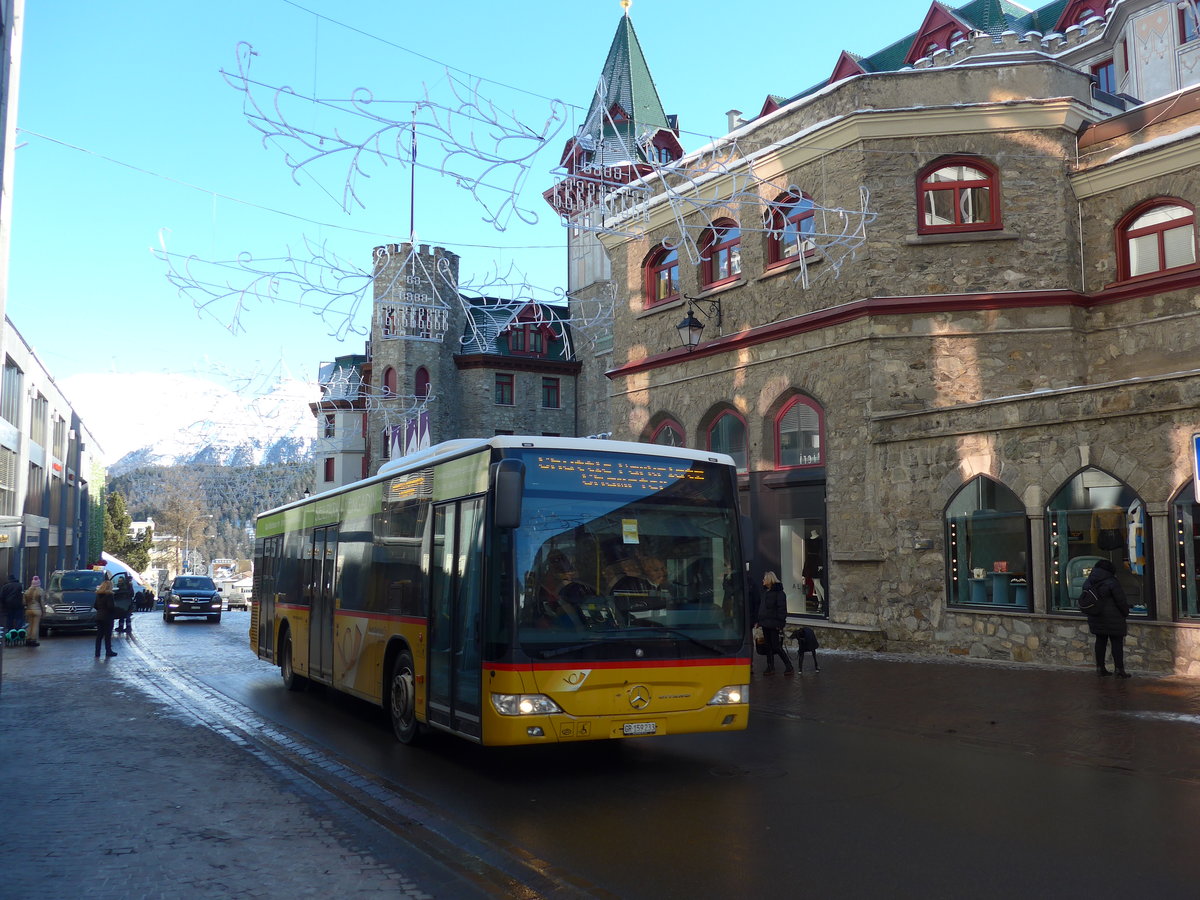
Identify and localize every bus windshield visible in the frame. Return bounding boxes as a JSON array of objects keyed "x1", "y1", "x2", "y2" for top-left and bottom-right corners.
[{"x1": 506, "y1": 448, "x2": 745, "y2": 662}]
